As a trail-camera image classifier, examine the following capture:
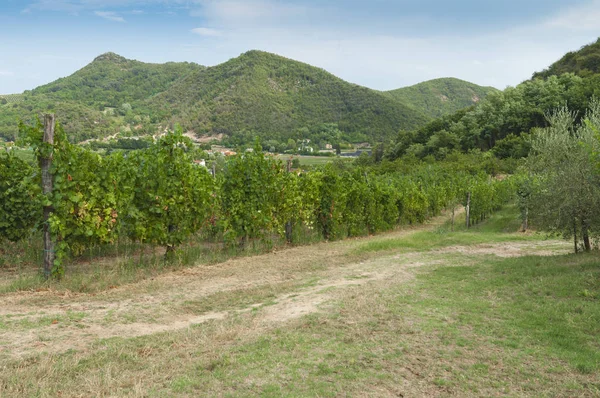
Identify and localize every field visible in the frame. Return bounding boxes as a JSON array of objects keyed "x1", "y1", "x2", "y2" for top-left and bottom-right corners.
[
  {"x1": 1, "y1": 205, "x2": 598, "y2": 397},
  {"x1": 276, "y1": 154, "x2": 354, "y2": 166},
  {"x1": 0, "y1": 94, "x2": 24, "y2": 105},
  {"x1": 0, "y1": 143, "x2": 34, "y2": 163}
]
